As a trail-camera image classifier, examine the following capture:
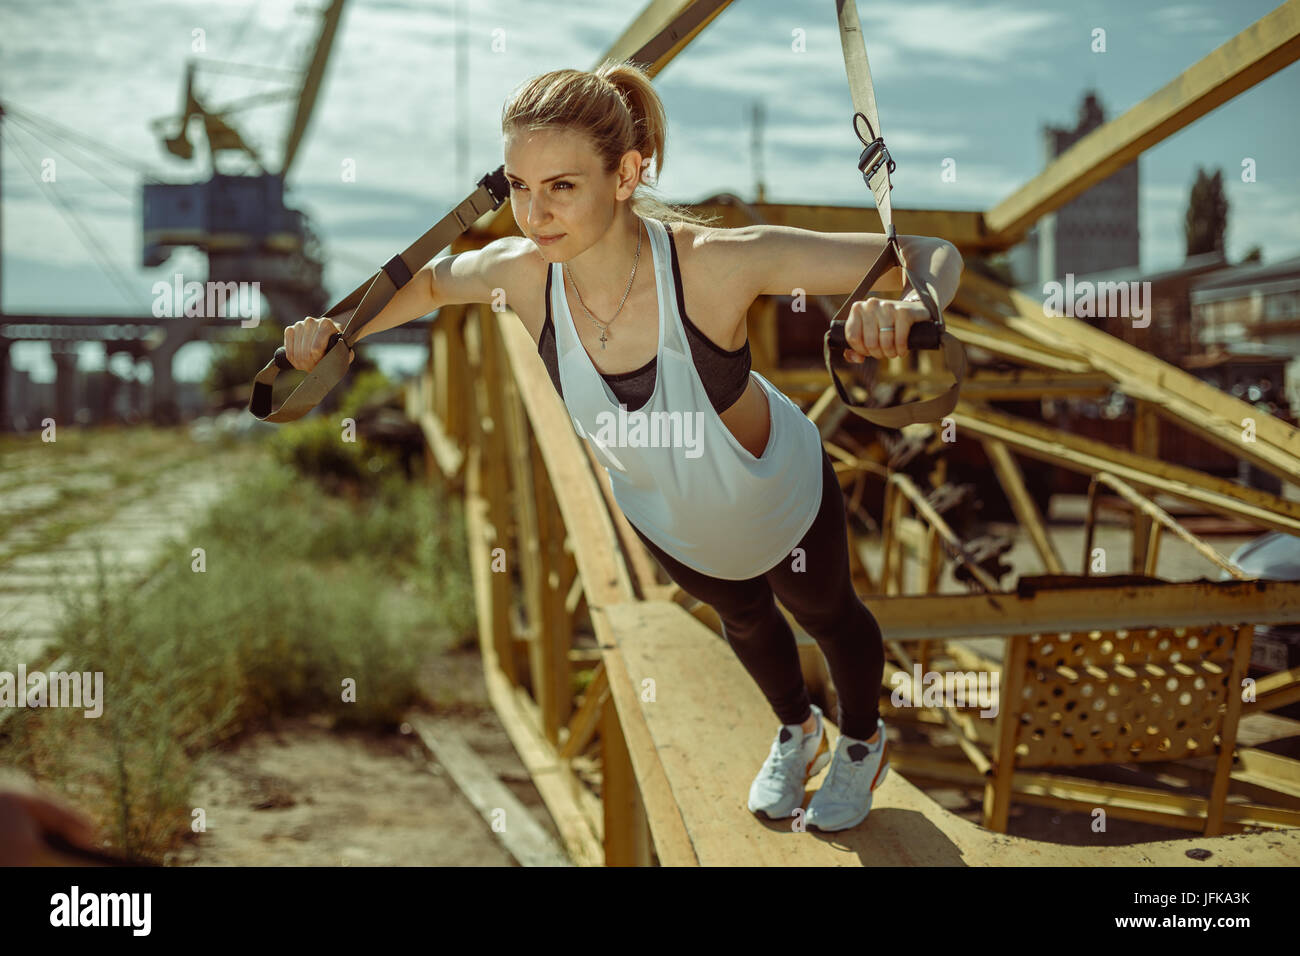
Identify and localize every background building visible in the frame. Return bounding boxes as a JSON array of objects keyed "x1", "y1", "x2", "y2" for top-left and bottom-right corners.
[
  {"x1": 1006, "y1": 91, "x2": 1141, "y2": 289},
  {"x1": 1189, "y1": 254, "x2": 1300, "y2": 417}
]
